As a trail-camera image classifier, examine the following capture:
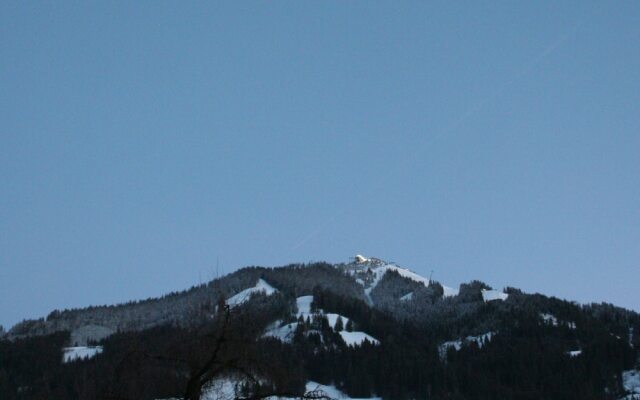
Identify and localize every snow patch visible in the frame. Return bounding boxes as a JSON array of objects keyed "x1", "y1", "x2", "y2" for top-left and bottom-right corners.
[
  {"x1": 540, "y1": 313, "x2": 559, "y2": 326},
  {"x1": 540, "y1": 313, "x2": 577, "y2": 329},
  {"x1": 306, "y1": 381, "x2": 381, "y2": 400},
  {"x1": 400, "y1": 292, "x2": 413, "y2": 301},
  {"x1": 619, "y1": 370, "x2": 640, "y2": 399},
  {"x1": 201, "y1": 377, "x2": 239, "y2": 400},
  {"x1": 263, "y1": 321, "x2": 299, "y2": 342},
  {"x1": 62, "y1": 346, "x2": 103, "y2": 363},
  {"x1": 624, "y1": 370, "x2": 640, "y2": 394},
  {"x1": 364, "y1": 287, "x2": 374, "y2": 305},
  {"x1": 340, "y1": 331, "x2": 380, "y2": 347},
  {"x1": 439, "y1": 332, "x2": 494, "y2": 360},
  {"x1": 264, "y1": 296, "x2": 379, "y2": 347},
  {"x1": 368, "y1": 263, "x2": 458, "y2": 299},
  {"x1": 227, "y1": 279, "x2": 277, "y2": 306},
  {"x1": 296, "y1": 295, "x2": 313, "y2": 317},
  {"x1": 481, "y1": 289, "x2": 508, "y2": 302},
  {"x1": 326, "y1": 313, "x2": 349, "y2": 329},
  {"x1": 567, "y1": 350, "x2": 582, "y2": 357},
  {"x1": 200, "y1": 378, "x2": 381, "y2": 400},
  {"x1": 443, "y1": 286, "x2": 459, "y2": 297},
  {"x1": 619, "y1": 394, "x2": 640, "y2": 400},
  {"x1": 379, "y1": 264, "x2": 430, "y2": 287}
]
